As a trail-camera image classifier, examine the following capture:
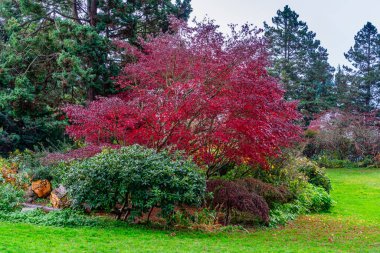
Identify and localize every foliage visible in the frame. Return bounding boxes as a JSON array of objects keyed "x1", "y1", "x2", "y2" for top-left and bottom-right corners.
[
  {"x1": 206, "y1": 179, "x2": 269, "y2": 225},
  {"x1": 298, "y1": 184, "x2": 332, "y2": 213},
  {"x1": 247, "y1": 155, "x2": 333, "y2": 227},
  {"x1": 264, "y1": 5, "x2": 335, "y2": 125},
  {"x1": 61, "y1": 145, "x2": 206, "y2": 222},
  {"x1": 0, "y1": 209, "x2": 102, "y2": 227},
  {"x1": 40, "y1": 144, "x2": 120, "y2": 166},
  {"x1": 237, "y1": 178, "x2": 292, "y2": 207},
  {"x1": 288, "y1": 157, "x2": 331, "y2": 192},
  {"x1": 0, "y1": 0, "x2": 192, "y2": 155},
  {"x1": 1, "y1": 149, "x2": 52, "y2": 183},
  {"x1": 0, "y1": 184, "x2": 24, "y2": 212},
  {"x1": 375, "y1": 154, "x2": 380, "y2": 167},
  {"x1": 0, "y1": 155, "x2": 30, "y2": 189},
  {"x1": 64, "y1": 19, "x2": 301, "y2": 177},
  {"x1": 334, "y1": 65, "x2": 355, "y2": 109},
  {"x1": 316, "y1": 155, "x2": 378, "y2": 169},
  {"x1": 250, "y1": 154, "x2": 332, "y2": 197},
  {"x1": 314, "y1": 155, "x2": 355, "y2": 168},
  {"x1": 250, "y1": 159, "x2": 308, "y2": 197},
  {"x1": 344, "y1": 22, "x2": 380, "y2": 112},
  {"x1": 0, "y1": 0, "x2": 192, "y2": 43},
  {"x1": 306, "y1": 110, "x2": 380, "y2": 161},
  {"x1": 171, "y1": 208, "x2": 218, "y2": 228},
  {"x1": 269, "y1": 184, "x2": 332, "y2": 227},
  {"x1": 0, "y1": 18, "x2": 112, "y2": 155},
  {"x1": 269, "y1": 202, "x2": 300, "y2": 227}
]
